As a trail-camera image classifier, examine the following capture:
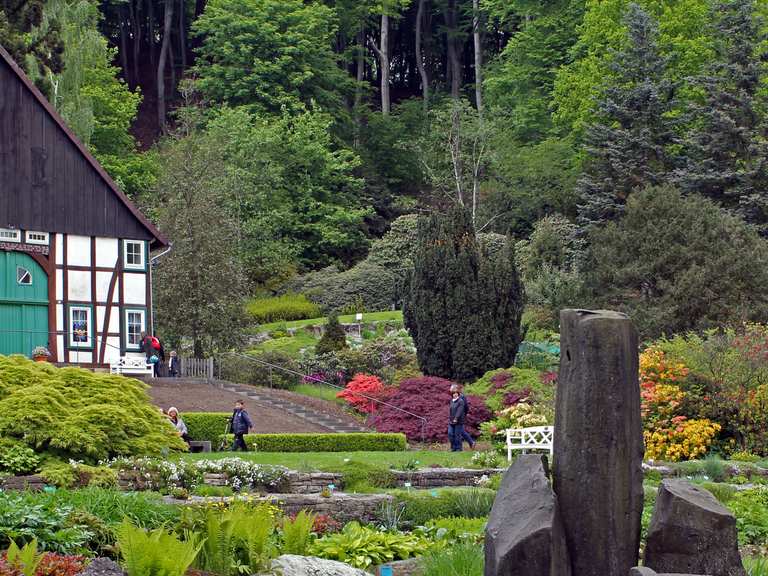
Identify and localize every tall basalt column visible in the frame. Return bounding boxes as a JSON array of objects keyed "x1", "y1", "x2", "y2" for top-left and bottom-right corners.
[{"x1": 553, "y1": 310, "x2": 644, "y2": 576}]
